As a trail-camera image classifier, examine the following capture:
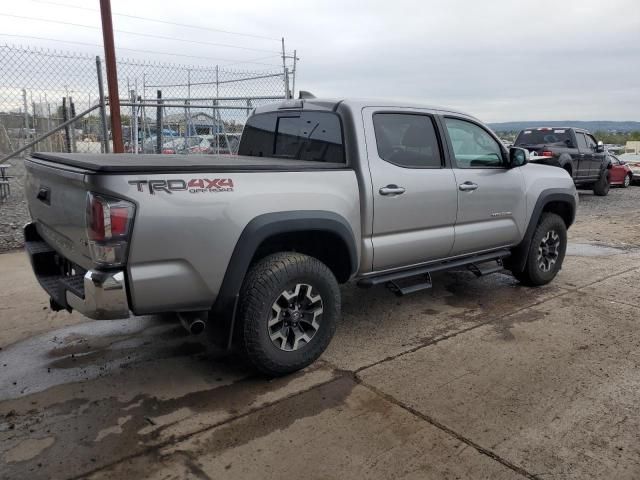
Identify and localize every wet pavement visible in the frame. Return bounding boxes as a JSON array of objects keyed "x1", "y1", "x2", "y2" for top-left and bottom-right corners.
[{"x1": 1, "y1": 189, "x2": 640, "y2": 479}]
